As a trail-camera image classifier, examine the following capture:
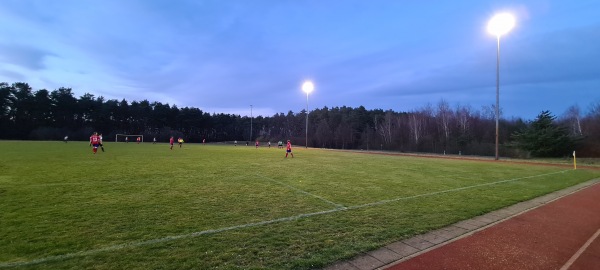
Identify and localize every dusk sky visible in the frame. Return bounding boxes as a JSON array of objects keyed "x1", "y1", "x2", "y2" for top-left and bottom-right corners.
[{"x1": 1, "y1": 0, "x2": 598, "y2": 120}]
